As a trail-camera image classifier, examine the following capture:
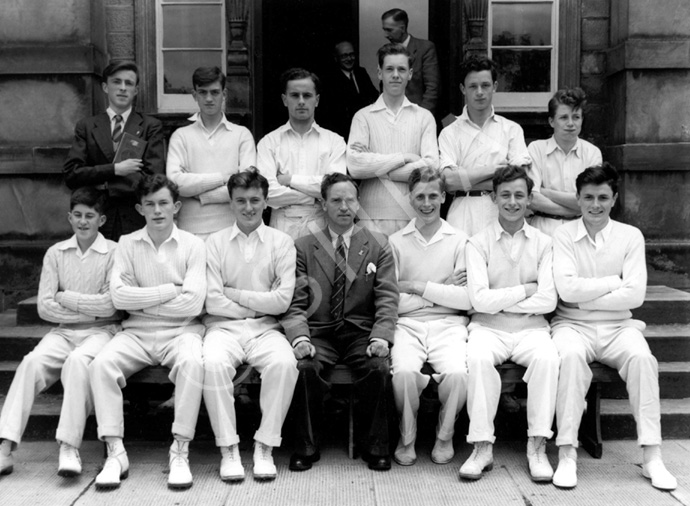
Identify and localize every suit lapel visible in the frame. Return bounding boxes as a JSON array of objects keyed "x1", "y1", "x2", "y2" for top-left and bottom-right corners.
[
  {"x1": 93, "y1": 113, "x2": 115, "y2": 161},
  {"x1": 125, "y1": 112, "x2": 145, "y2": 138},
  {"x1": 312, "y1": 227, "x2": 336, "y2": 287},
  {"x1": 345, "y1": 226, "x2": 369, "y2": 294}
]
